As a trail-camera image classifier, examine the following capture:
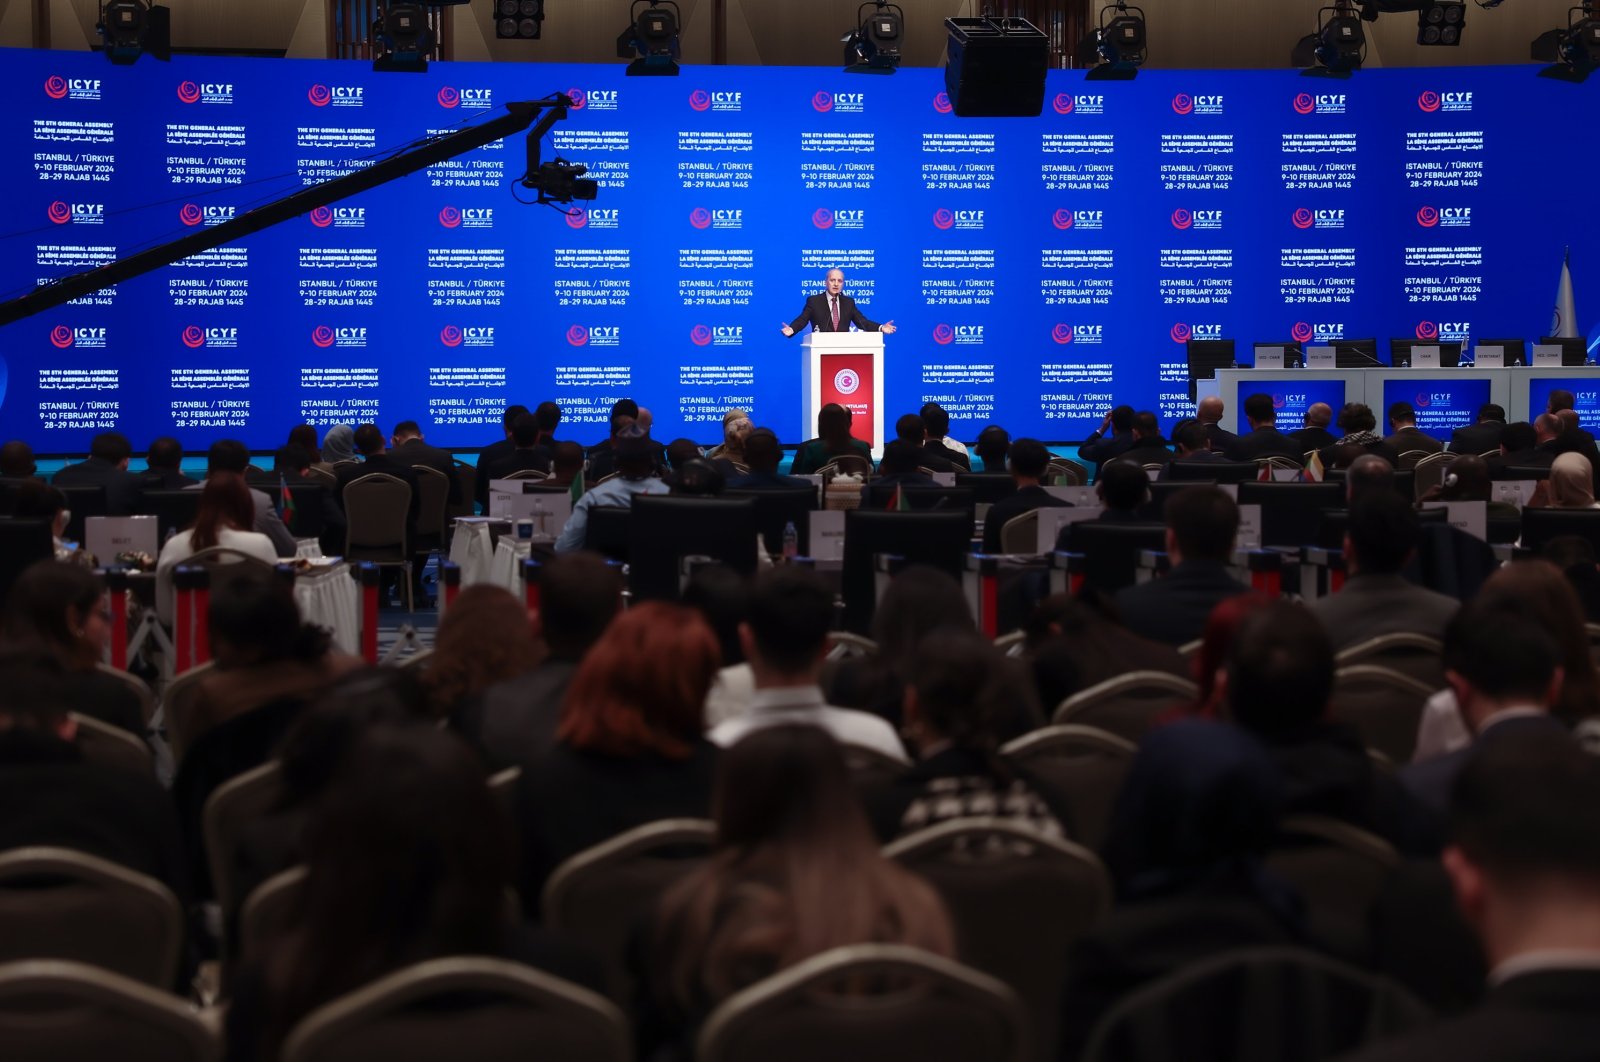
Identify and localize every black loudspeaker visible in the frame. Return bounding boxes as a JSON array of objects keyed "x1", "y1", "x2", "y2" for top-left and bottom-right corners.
[{"x1": 943, "y1": 17, "x2": 1048, "y2": 117}]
